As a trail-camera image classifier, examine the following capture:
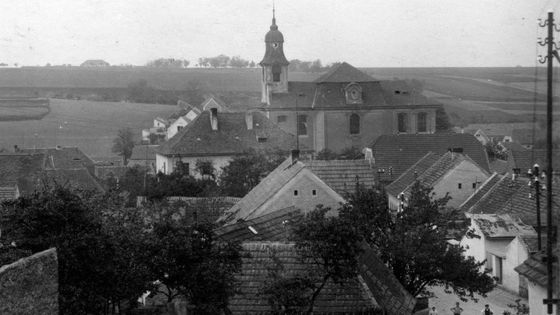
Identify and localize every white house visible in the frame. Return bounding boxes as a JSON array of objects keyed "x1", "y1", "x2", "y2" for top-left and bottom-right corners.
[
  {"x1": 503, "y1": 234, "x2": 544, "y2": 297},
  {"x1": 461, "y1": 214, "x2": 536, "y2": 285},
  {"x1": 155, "y1": 109, "x2": 297, "y2": 178},
  {"x1": 166, "y1": 106, "x2": 201, "y2": 140},
  {"x1": 385, "y1": 151, "x2": 491, "y2": 210}
]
